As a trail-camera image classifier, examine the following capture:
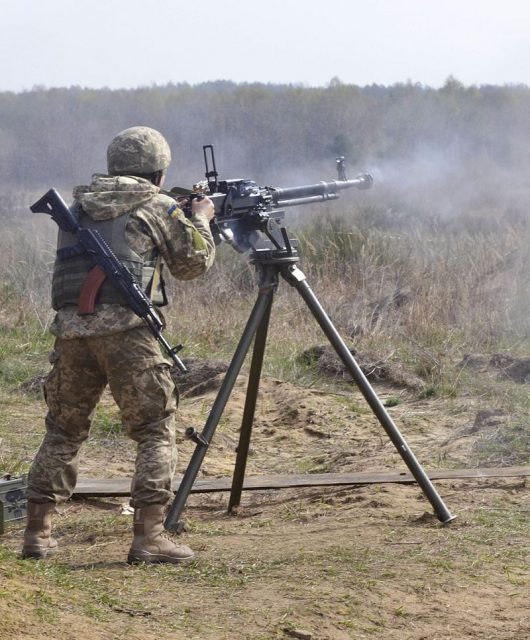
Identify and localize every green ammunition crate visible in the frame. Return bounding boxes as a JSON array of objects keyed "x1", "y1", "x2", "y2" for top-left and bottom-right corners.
[{"x1": 0, "y1": 475, "x2": 27, "y2": 534}]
